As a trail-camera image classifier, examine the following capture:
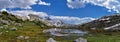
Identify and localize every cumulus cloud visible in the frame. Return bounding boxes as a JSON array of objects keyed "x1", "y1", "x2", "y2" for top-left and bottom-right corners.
[
  {"x1": 0, "y1": 0, "x2": 51, "y2": 9},
  {"x1": 38, "y1": 0, "x2": 51, "y2": 6},
  {"x1": 0, "y1": 8, "x2": 8, "y2": 12},
  {"x1": 67, "y1": 0, "x2": 86, "y2": 9},
  {"x1": 9, "y1": 10, "x2": 48, "y2": 19},
  {"x1": 0, "y1": 0, "x2": 37, "y2": 9},
  {"x1": 67, "y1": 0, "x2": 120, "y2": 13},
  {"x1": 50, "y1": 16, "x2": 95, "y2": 25}
]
